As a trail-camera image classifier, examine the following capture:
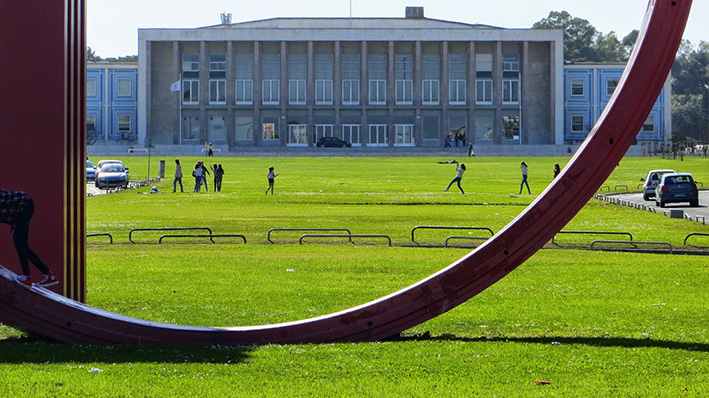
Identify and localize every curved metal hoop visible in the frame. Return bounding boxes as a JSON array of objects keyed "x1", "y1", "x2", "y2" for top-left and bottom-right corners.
[{"x1": 0, "y1": 0, "x2": 693, "y2": 345}]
